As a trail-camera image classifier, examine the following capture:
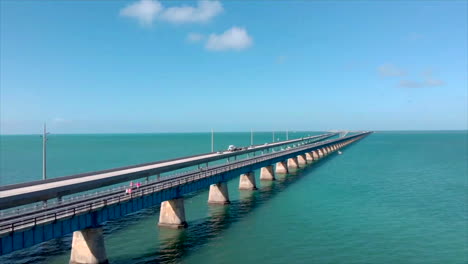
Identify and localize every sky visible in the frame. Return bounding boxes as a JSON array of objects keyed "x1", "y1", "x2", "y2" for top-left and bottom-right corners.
[{"x1": 0, "y1": 0, "x2": 467, "y2": 134}]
